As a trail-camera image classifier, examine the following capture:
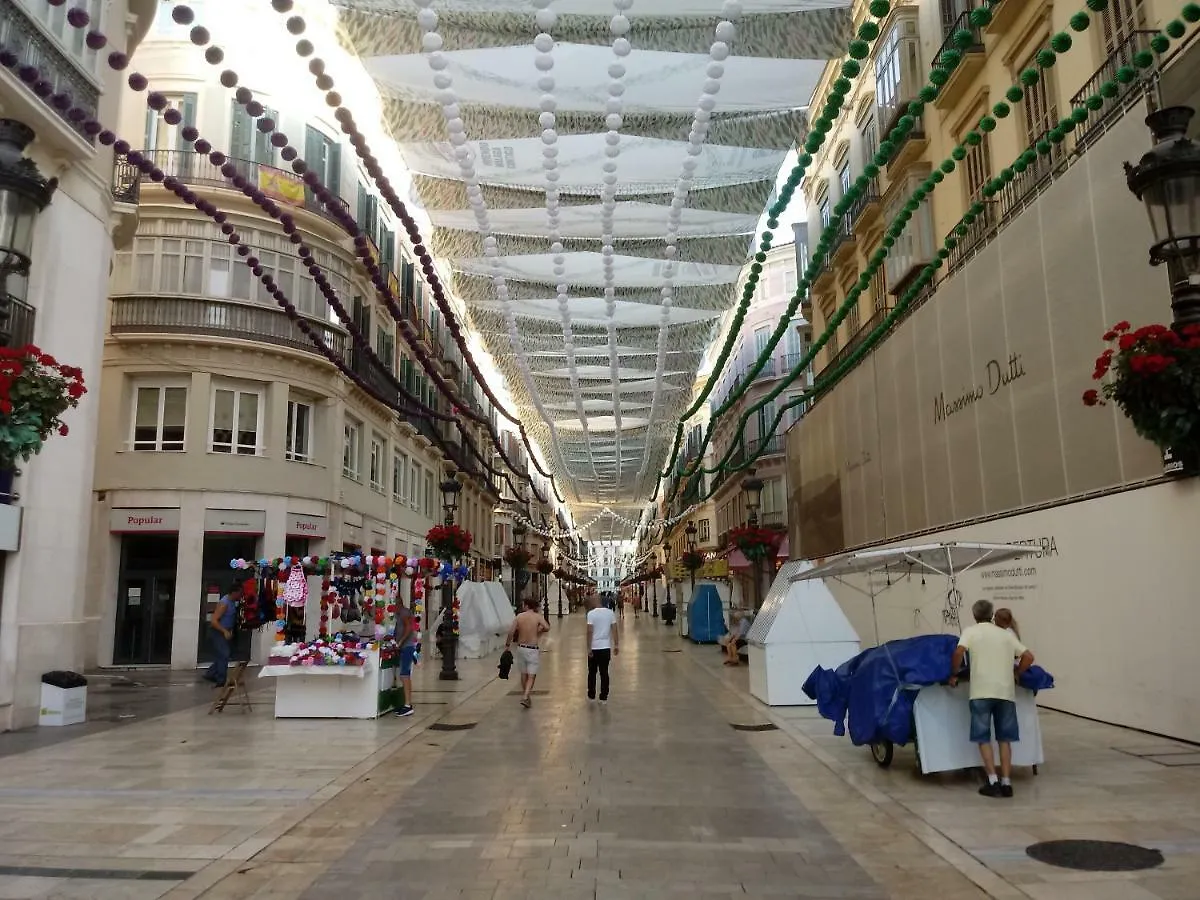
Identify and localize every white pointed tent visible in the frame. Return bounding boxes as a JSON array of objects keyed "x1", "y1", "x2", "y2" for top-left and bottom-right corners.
[
  {"x1": 335, "y1": 0, "x2": 851, "y2": 534},
  {"x1": 746, "y1": 559, "x2": 860, "y2": 707}
]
